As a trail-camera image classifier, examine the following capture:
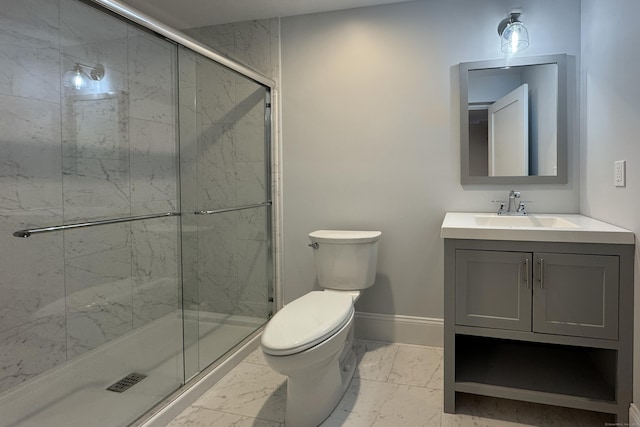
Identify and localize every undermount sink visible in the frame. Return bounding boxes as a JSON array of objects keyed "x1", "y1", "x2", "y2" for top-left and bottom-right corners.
[
  {"x1": 441, "y1": 212, "x2": 634, "y2": 244},
  {"x1": 473, "y1": 215, "x2": 579, "y2": 228}
]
